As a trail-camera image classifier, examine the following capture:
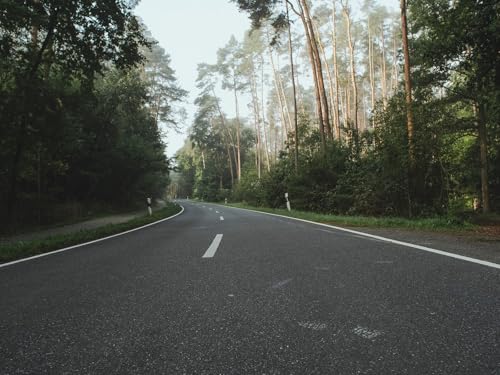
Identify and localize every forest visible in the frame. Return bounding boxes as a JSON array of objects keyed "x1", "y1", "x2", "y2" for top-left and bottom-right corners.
[
  {"x1": 1, "y1": 0, "x2": 498, "y2": 233},
  {"x1": 174, "y1": 0, "x2": 500, "y2": 219},
  {"x1": 0, "y1": 1, "x2": 186, "y2": 230}
]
